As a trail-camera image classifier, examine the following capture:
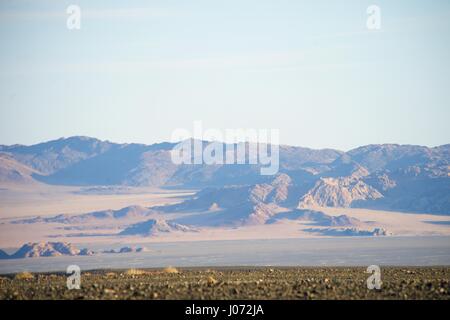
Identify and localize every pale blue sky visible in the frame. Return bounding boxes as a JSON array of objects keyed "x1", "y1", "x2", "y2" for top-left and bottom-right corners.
[{"x1": 0, "y1": 0, "x2": 449, "y2": 150}]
